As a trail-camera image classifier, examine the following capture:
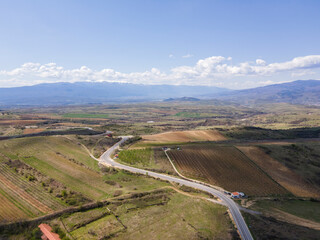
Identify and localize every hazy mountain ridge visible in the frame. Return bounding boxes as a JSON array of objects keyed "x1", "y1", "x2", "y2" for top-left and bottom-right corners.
[
  {"x1": 216, "y1": 80, "x2": 320, "y2": 105},
  {"x1": 0, "y1": 80, "x2": 319, "y2": 106},
  {"x1": 0, "y1": 82, "x2": 230, "y2": 106}
]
